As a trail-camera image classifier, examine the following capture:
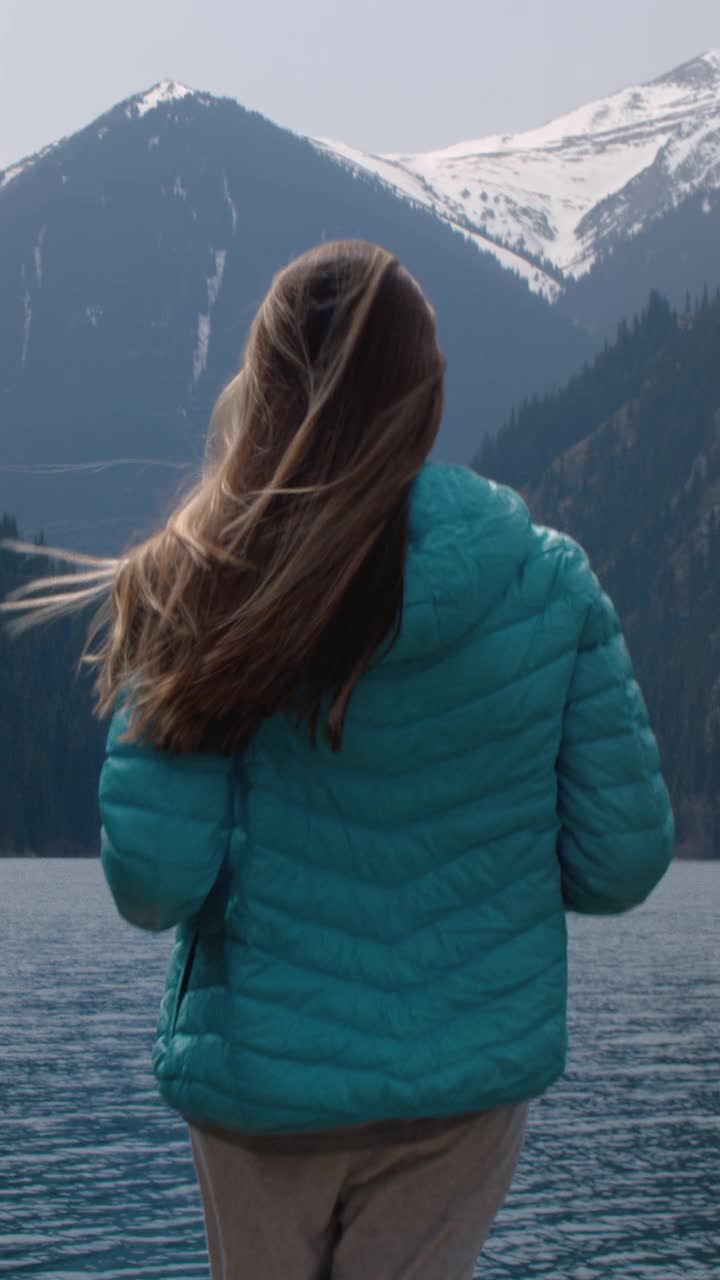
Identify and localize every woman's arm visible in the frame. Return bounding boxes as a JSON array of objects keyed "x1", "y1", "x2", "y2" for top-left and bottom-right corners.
[
  {"x1": 99, "y1": 702, "x2": 234, "y2": 931},
  {"x1": 556, "y1": 544, "x2": 675, "y2": 914}
]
